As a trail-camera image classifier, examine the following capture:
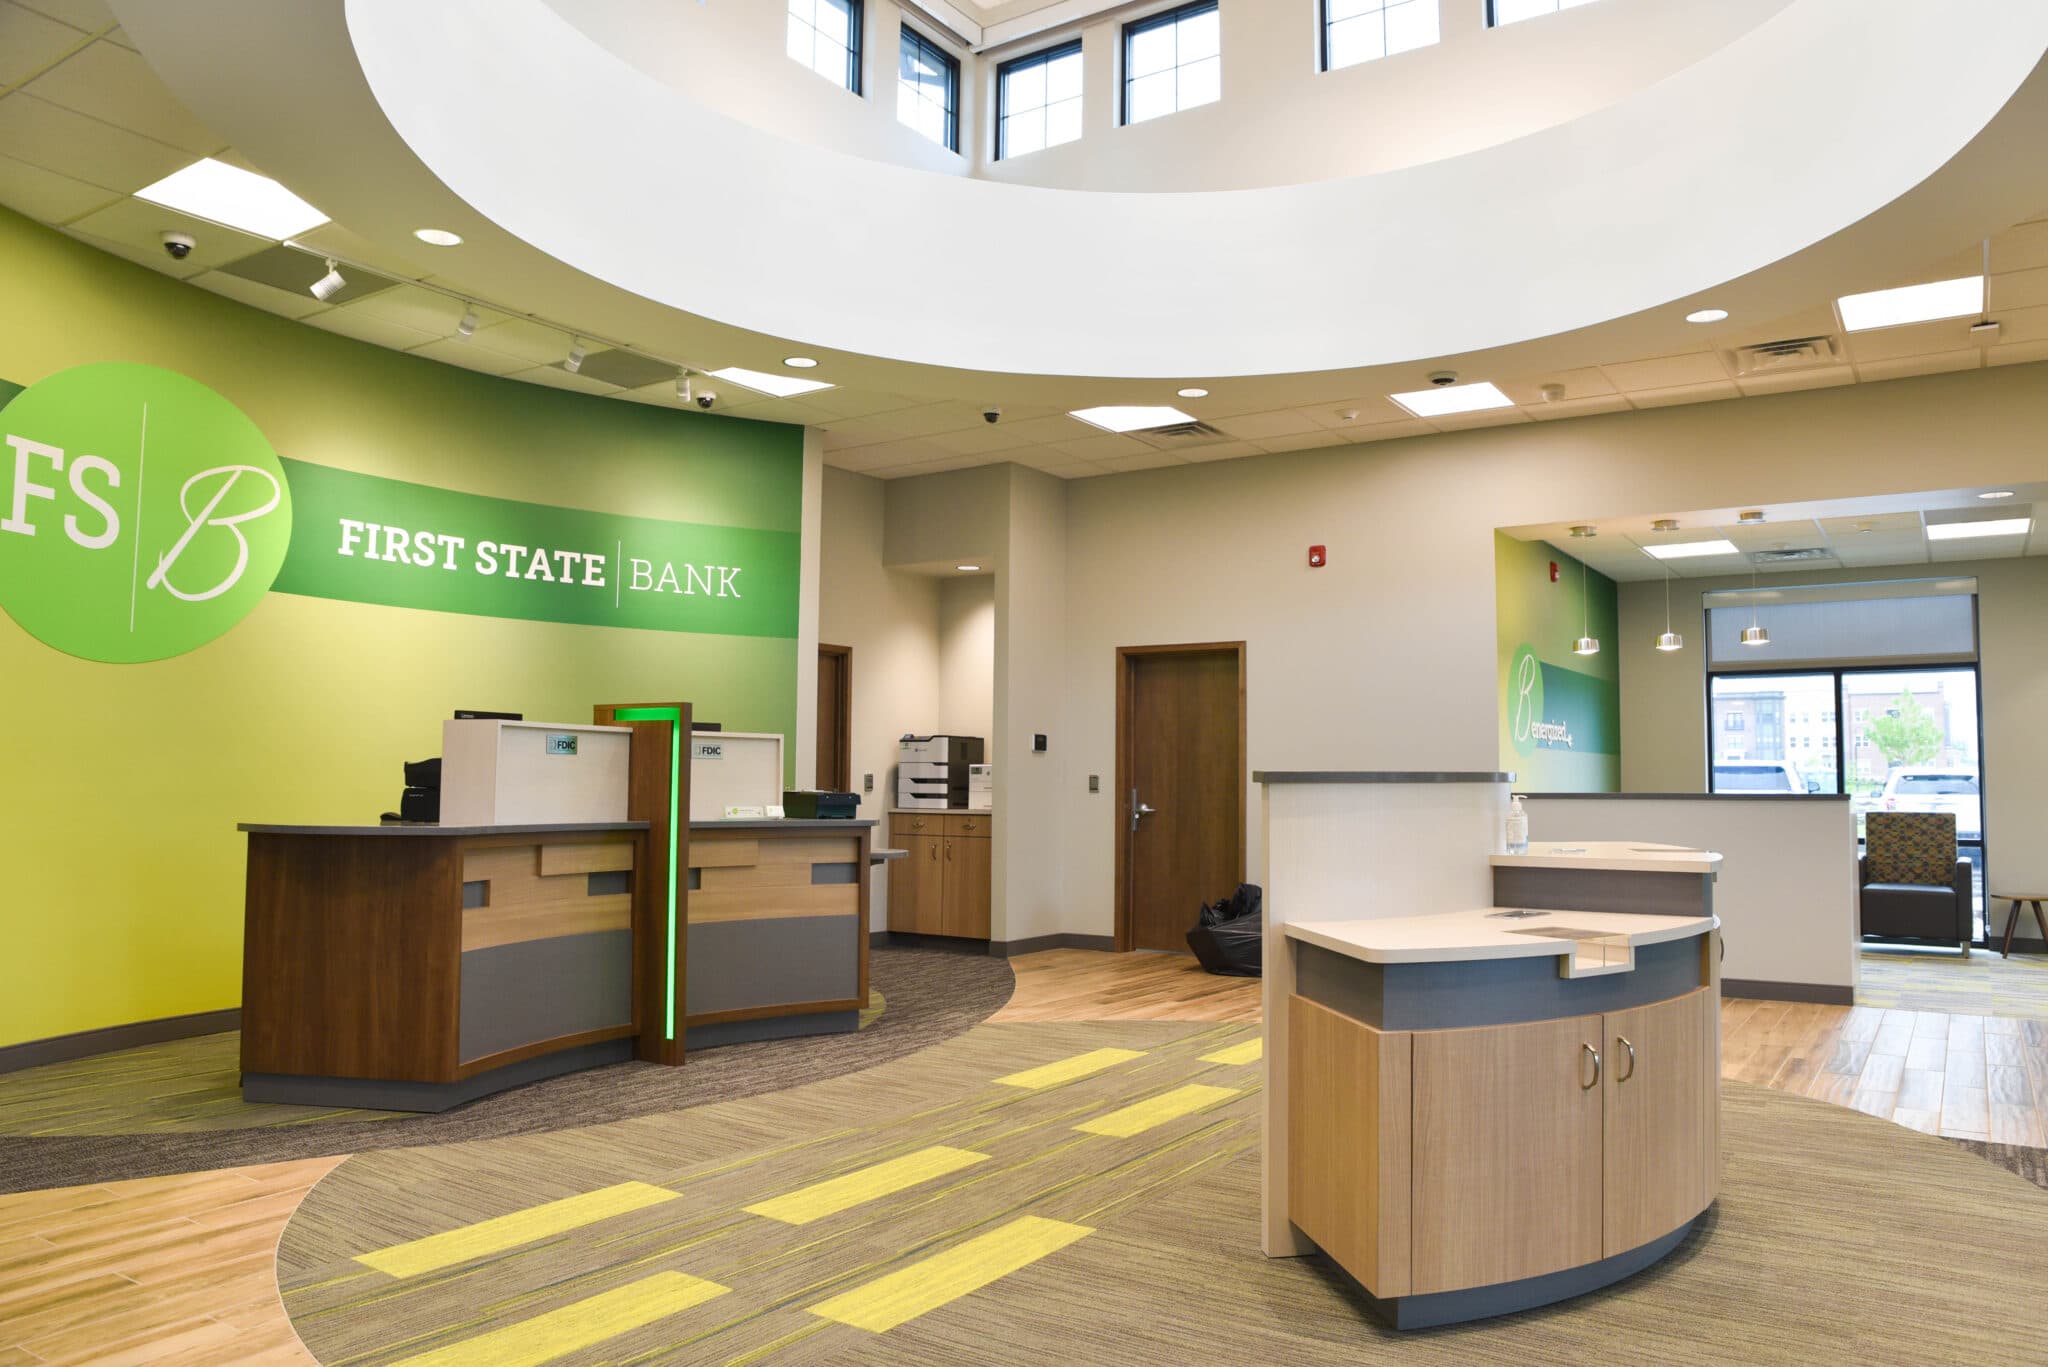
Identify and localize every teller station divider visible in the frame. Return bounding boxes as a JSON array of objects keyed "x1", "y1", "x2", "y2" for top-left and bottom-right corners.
[{"x1": 238, "y1": 700, "x2": 872, "y2": 1111}]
